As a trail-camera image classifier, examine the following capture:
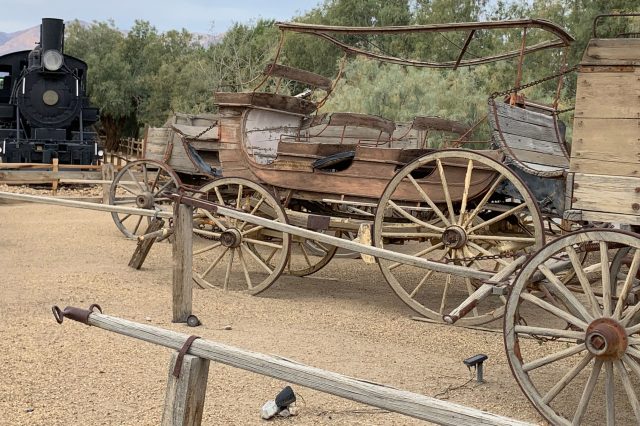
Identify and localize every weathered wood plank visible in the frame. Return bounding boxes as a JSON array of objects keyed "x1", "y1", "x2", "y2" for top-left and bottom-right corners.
[
  {"x1": 161, "y1": 353, "x2": 210, "y2": 426},
  {"x1": 264, "y1": 63, "x2": 332, "y2": 90},
  {"x1": 571, "y1": 118, "x2": 640, "y2": 163},
  {"x1": 569, "y1": 158, "x2": 640, "y2": 178},
  {"x1": 586, "y1": 39, "x2": 640, "y2": 63},
  {"x1": 173, "y1": 204, "x2": 193, "y2": 323},
  {"x1": 496, "y1": 132, "x2": 567, "y2": 157},
  {"x1": 493, "y1": 102, "x2": 556, "y2": 128},
  {"x1": 506, "y1": 148, "x2": 569, "y2": 167},
  {"x1": 0, "y1": 170, "x2": 103, "y2": 183},
  {"x1": 580, "y1": 210, "x2": 640, "y2": 226},
  {"x1": 76, "y1": 311, "x2": 534, "y2": 426},
  {"x1": 574, "y1": 71, "x2": 640, "y2": 118},
  {"x1": 572, "y1": 173, "x2": 640, "y2": 216},
  {"x1": 493, "y1": 114, "x2": 559, "y2": 143}
]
